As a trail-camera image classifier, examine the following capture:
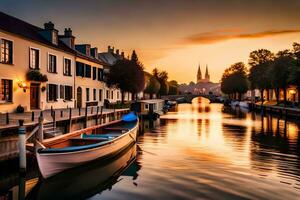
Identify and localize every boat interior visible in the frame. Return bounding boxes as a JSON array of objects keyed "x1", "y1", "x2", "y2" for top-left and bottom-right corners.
[{"x1": 37, "y1": 121, "x2": 137, "y2": 153}]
